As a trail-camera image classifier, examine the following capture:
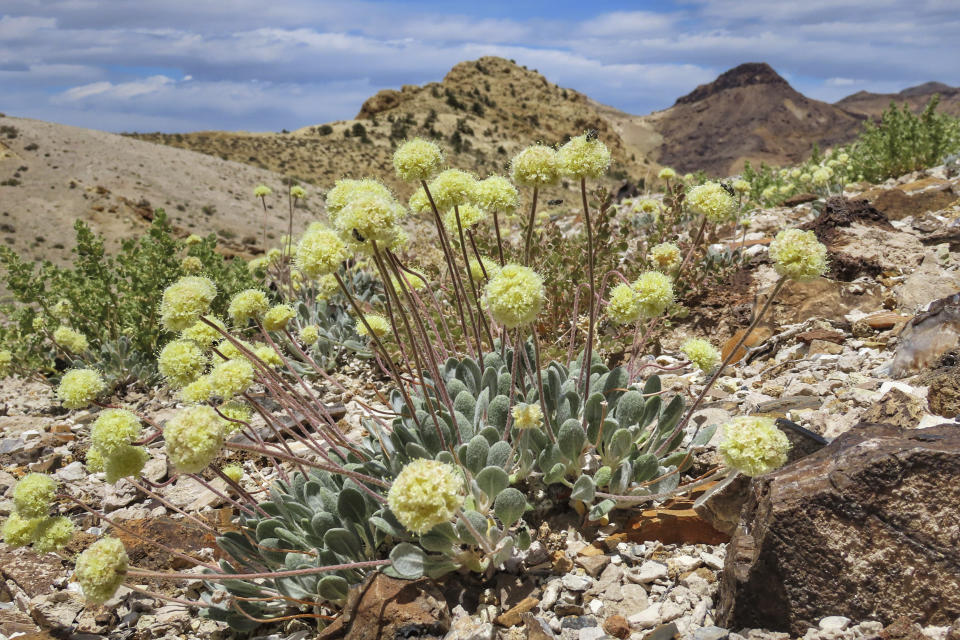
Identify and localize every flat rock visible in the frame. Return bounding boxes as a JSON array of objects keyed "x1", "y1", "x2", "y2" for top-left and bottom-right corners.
[
  {"x1": 719, "y1": 422, "x2": 960, "y2": 634},
  {"x1": 860, "y1": 388, "x2": 927, "y2": 428}
]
